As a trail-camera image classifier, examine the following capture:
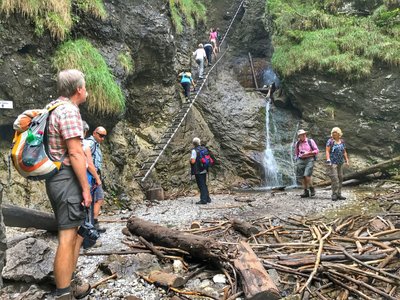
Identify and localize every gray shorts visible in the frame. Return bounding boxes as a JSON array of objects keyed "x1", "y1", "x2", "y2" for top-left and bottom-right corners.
[
  {"x1": 93, "y1": 185, "x2": 104, "y2": 202},
  {"x1": 45, "y1": 166, "x2": 85, "y2": 230},
  {"x1": 296, "y1": 157, "x2": 315, "y2": 178}
]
